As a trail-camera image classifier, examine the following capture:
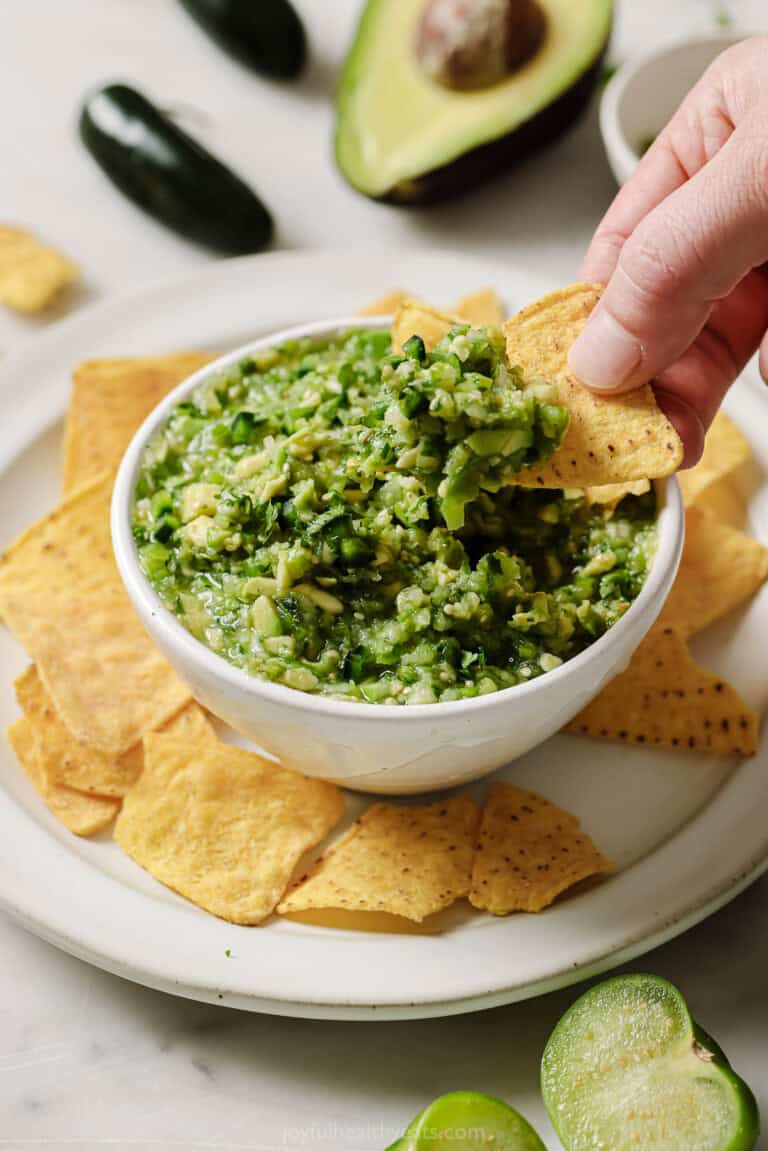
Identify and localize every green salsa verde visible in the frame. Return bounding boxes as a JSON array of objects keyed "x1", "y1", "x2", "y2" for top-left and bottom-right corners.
[{"x1": 133, "y1": 325, "x2": 657, "y2": 704}]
